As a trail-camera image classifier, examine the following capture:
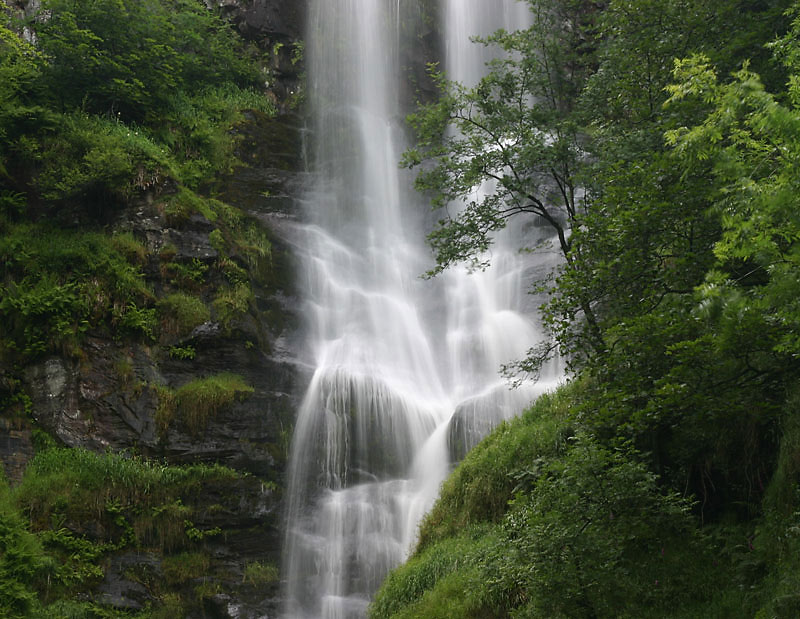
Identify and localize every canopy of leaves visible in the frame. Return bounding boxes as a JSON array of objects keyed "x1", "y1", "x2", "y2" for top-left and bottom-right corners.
[{"x1": 394, "y1": 0, "x2": 800, "y2": 616}]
